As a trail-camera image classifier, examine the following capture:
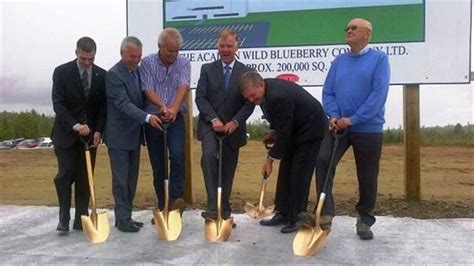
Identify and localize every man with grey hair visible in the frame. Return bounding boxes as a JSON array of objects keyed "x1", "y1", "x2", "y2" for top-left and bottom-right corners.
[
  {"x1": 315, "y1": 17, "x2": 390, "y2": 239},
  {"x1": 239, "y1": 71, "x2": 327, "y2": 233},
  {"x1": 139, "y1": 27, "x2": 190, "y2": 222},
  {"x1": 105, "y1": 36, "x2": 162, "y2": 232},
  {"x1": 52, "y1": 36, "x2": 106, "y2": 232}
]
